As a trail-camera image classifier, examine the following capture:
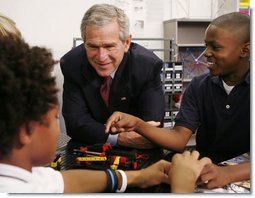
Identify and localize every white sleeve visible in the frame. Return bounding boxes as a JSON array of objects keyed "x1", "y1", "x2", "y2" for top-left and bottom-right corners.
[{"x1": 31, "y1": 167, "x2": 64, "y2": 193}]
